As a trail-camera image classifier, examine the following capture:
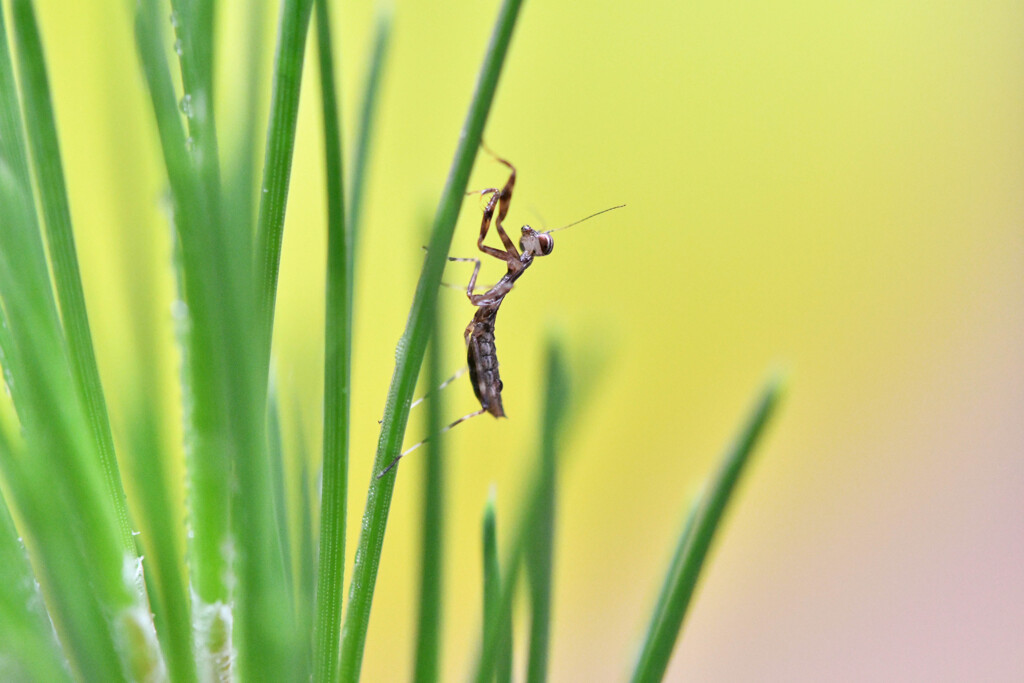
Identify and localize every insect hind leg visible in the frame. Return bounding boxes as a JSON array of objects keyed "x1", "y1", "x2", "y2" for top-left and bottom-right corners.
[
  {"x1": 377, "y1": 407, "x2": 487, "y2": 478},
  {"x1": 409, "y1": 366, "x2": 468, "y2": 410}
]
